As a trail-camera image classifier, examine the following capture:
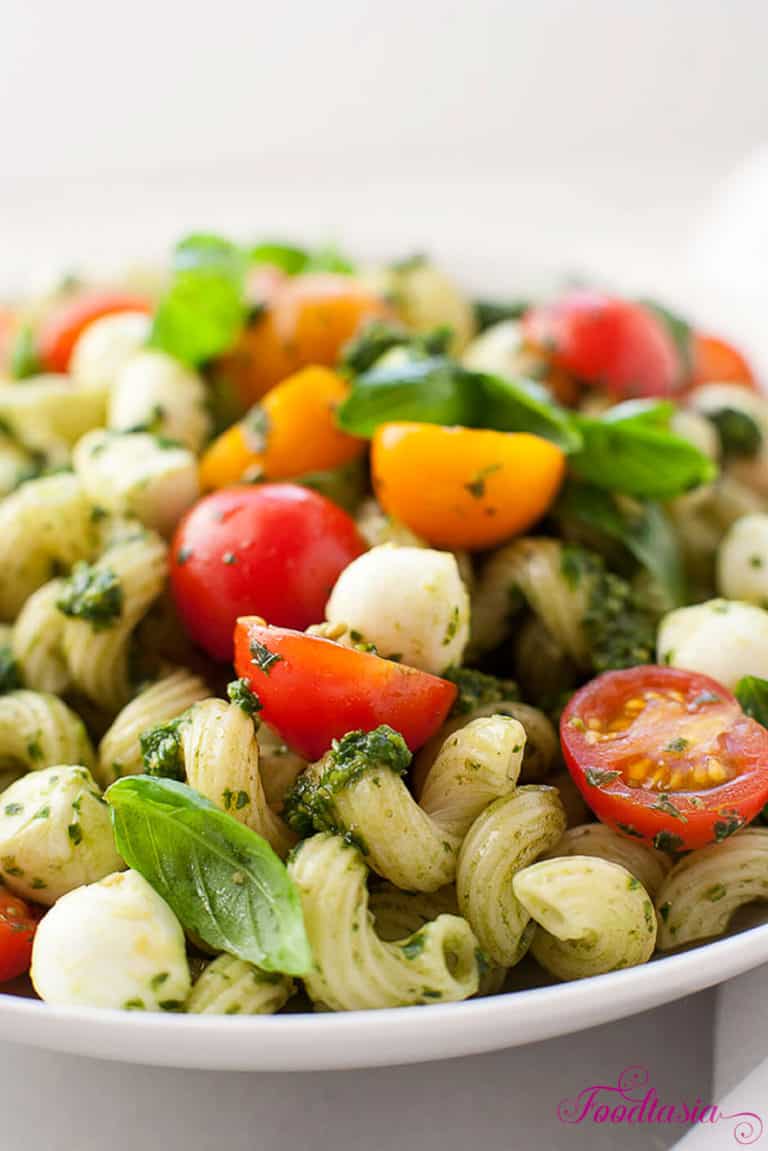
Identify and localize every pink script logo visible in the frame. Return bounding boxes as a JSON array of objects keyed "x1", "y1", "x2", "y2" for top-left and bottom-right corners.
[{"x1": 557, "y1": 1066, "x2": 763, "y2": 1145}]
